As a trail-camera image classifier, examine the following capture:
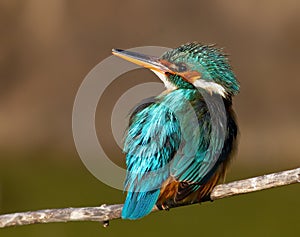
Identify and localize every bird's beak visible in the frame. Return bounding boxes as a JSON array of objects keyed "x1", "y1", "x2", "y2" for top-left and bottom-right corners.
[
  {"x1": 112, "y1": 48, "x2": 201, "y2": 83},
  {"x1": 112, "y1": 49, "x2": 172, "y2": 73}
]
